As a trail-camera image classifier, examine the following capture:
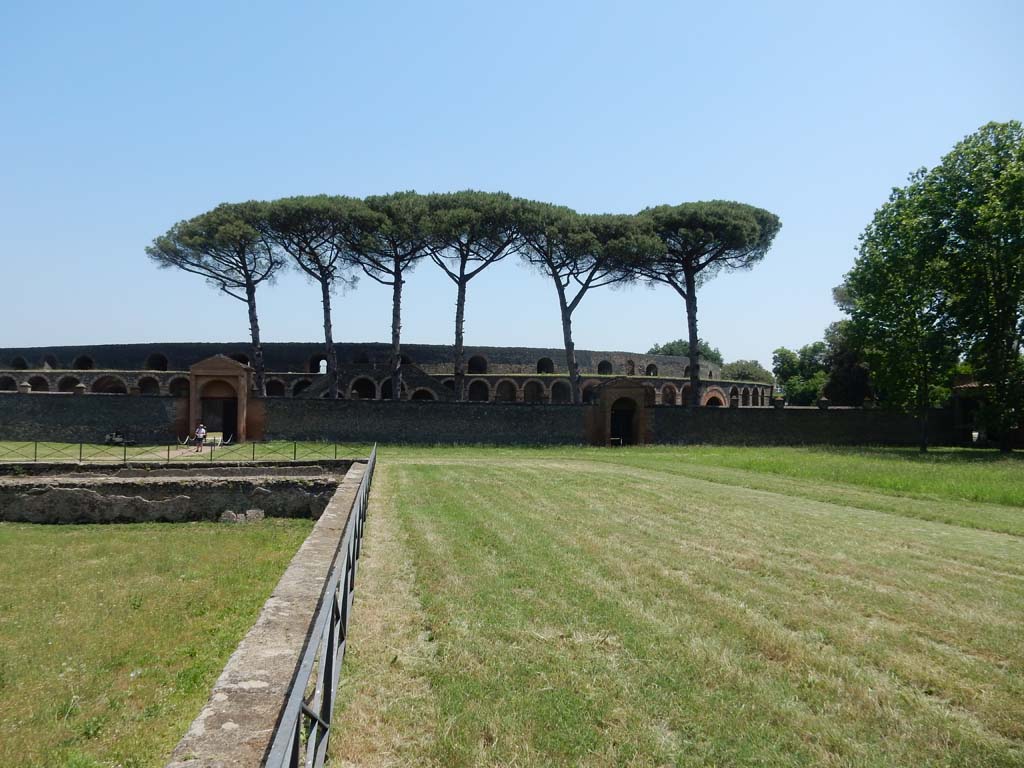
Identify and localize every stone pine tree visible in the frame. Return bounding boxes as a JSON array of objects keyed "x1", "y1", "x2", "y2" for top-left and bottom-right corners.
[
  {"x1": 146, "y1": 201, "x2": 283, "y2": 396},
  {"x1": 517, "y1": 201, "x2": 662, "y2": 403},
  {"x1": 634, "y1": 201, "x2": 781, "y2": 406},
  {"x1": 262, "y1": 195, "x2": 364, "y2": 398},
  {"x1": 426, "y1": 191, "x2": 523, "y2": 400},
  {"x1": 347, "y1": 192, "x2": 432, "y2": 401},
  {"x1": 931, "y1": 121, "x2": 1024, "y2": 451}
]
